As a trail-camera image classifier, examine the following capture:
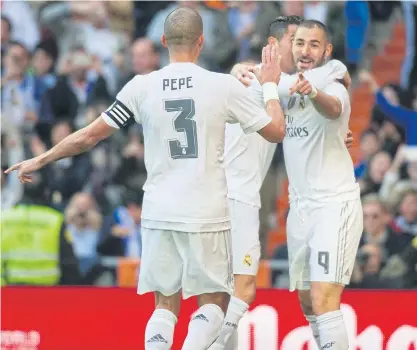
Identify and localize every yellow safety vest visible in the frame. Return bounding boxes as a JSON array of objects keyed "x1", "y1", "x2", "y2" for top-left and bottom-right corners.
[{"x1": 1, "y1": 205, "x2": 63, "y2": 286}]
